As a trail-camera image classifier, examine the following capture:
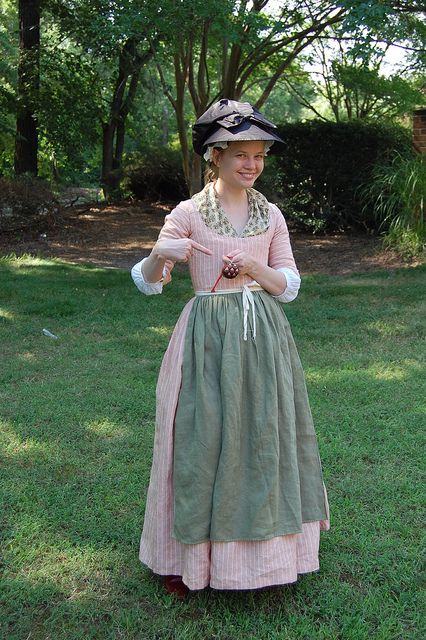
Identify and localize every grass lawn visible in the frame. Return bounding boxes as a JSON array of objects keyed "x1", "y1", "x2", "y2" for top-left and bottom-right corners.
[{"x1": 0, "y1": 255, "x2": 424, "y2": 640}]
